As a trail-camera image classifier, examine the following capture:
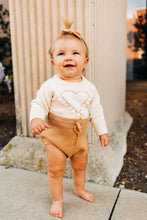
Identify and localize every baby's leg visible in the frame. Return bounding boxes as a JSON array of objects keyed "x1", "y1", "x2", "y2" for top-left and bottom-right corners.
[
  {"x1": 45, "y1": 144, "x2": 67, "y2": 218},
  {"x1": 70, "y1": 154, "x2": 94, "y2": 202}
]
